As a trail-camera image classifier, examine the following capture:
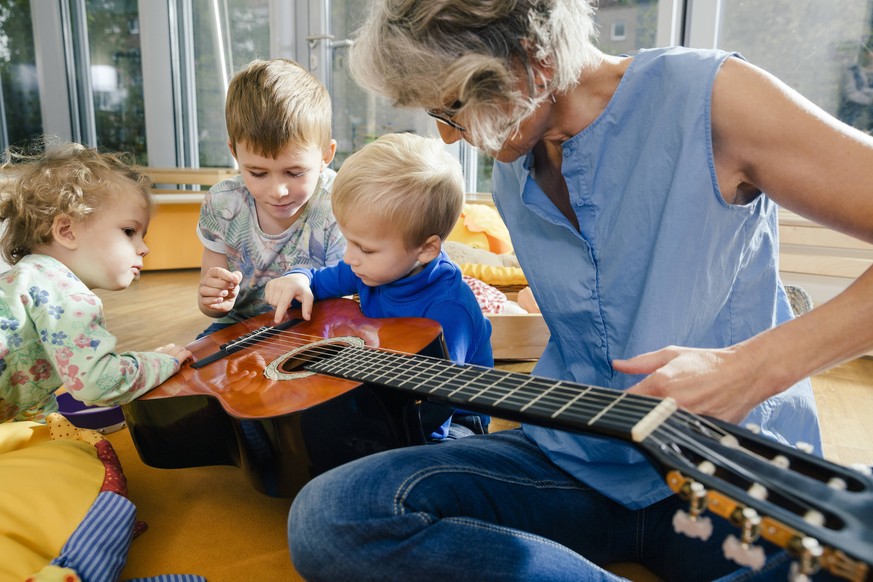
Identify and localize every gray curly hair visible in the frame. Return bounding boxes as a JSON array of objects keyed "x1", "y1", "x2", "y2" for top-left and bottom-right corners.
[{"x1": 349, "y1": 0, "x2": 601, "y2": 153}]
